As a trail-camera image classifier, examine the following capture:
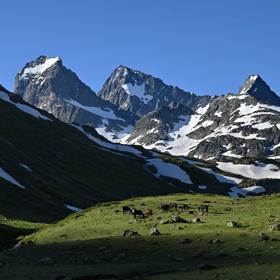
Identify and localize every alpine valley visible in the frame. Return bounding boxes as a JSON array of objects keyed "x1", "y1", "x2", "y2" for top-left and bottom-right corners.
[
  {"x1": 1, "y1": 56, "x2": 280, "y2": 279},
  {"x1": 11, "y1": 56, "x2": 280, "y2": 198}
]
